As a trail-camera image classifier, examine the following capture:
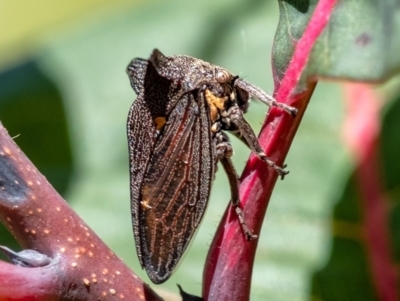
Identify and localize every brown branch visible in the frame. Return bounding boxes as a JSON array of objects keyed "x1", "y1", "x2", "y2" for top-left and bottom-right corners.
[{"x1": 0, "y1": 121, "x2": 162, "y2": 301}]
